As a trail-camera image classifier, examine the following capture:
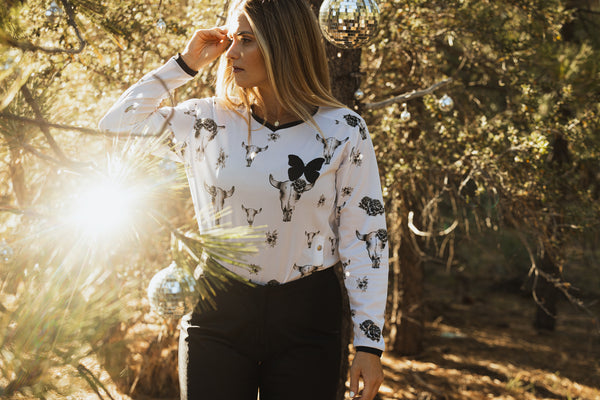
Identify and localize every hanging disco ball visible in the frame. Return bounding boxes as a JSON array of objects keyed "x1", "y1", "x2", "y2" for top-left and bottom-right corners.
[
  {"x1": 400, "y1": 109, "x2": 411, "y2": 122},
  {"x1": 45, "y1": 1, "x2": 64, "y2": 24},
  {"x1": 147, "y1": 261, "x2": 198, "y2": 319},
  {"x1": 156, "y1": 18, "x2": 167, "y2": 32},
  {"x1": 354, "y1": 88, "x2": 365, "y2": 101},
  {"x1": 438, "y1": 94, "x2": 454, "y2": 112},
  {"x1": 319, "y1": 0, "x2": 380, "y2": 49}
]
